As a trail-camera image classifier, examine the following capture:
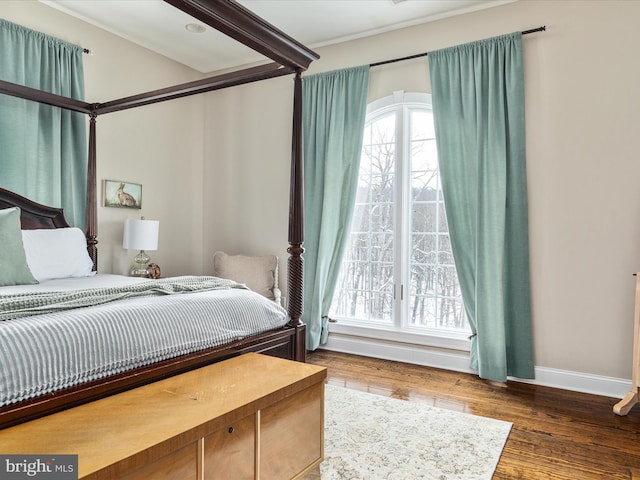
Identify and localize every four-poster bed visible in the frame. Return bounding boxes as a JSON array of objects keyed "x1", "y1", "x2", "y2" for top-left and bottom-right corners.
[{"x1": 0, "y1": 0, "x2": 319, "y2": 430}]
